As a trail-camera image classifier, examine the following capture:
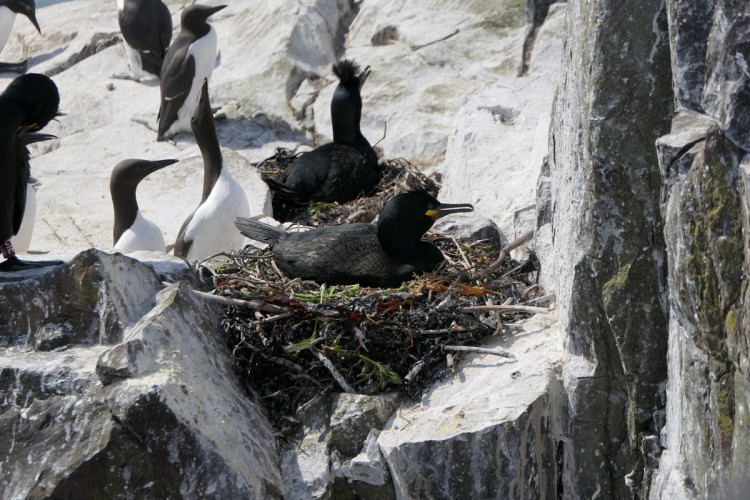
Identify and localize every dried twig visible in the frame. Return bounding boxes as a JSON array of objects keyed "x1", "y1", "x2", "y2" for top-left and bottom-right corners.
[
  {"x1": 479, "y1": 230, "x2": 534, "y2": 279},
  {"x1": 444, "y1": 345, "x2": 515, "y2": 359},
  {"x1": 460, "y1": 304, "x2": 552, "y2": 314},
  {"x1": 313, "y1": 349, "x2": 355, "y2": 393},
  {"x1": 404, "y1": 360, "x2": 425, "y2": 384},
  {"x1": 191, "y1": 288, "x2": 289, "y2": 313}
]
